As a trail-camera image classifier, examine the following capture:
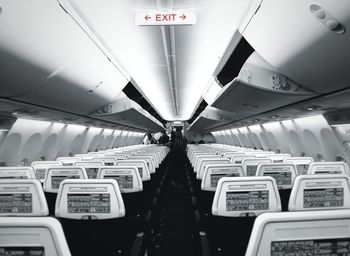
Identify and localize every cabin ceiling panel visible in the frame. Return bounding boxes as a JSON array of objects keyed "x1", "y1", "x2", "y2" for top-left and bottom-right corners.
[{"x1": 59, "y1": 0, "x2": 254, "y2": 120}]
